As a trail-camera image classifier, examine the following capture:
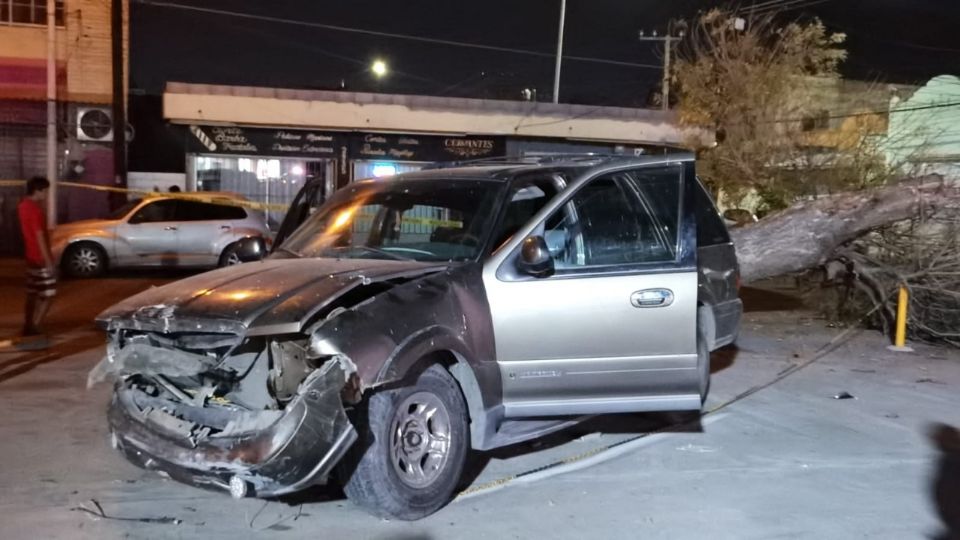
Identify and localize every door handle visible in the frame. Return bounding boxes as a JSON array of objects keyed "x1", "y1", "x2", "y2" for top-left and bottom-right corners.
[
  {"x1": 220, "y1": 225, "x2": 231, "y2": 230},
  {"x1": 630, "y1": 288, "x2": 674, "y2": 308},
  {"x1": 164, "y1": 226, "x2": 178, "y2": 231}
]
